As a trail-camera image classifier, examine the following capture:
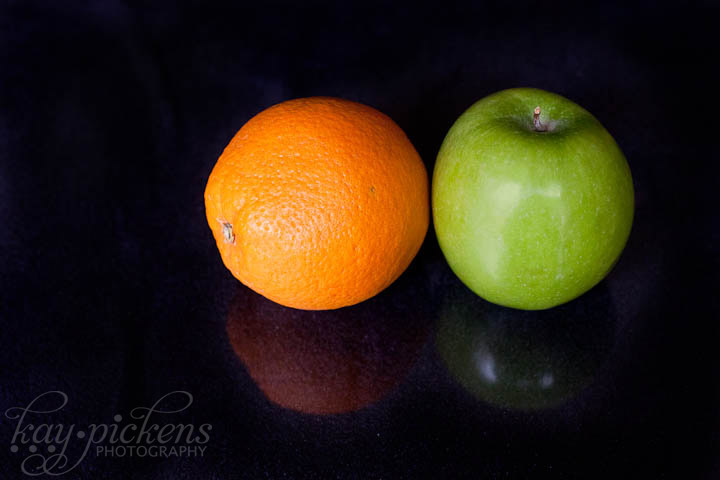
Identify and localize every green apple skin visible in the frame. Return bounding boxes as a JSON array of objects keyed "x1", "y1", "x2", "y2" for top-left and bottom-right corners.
[{"x1": 432, "y1": 88, "x2": 634, "y2": 310}]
